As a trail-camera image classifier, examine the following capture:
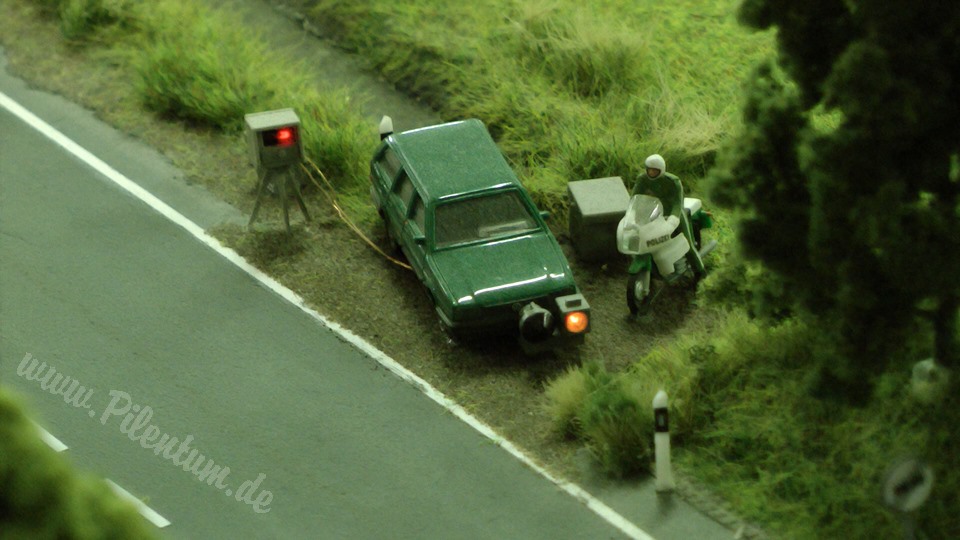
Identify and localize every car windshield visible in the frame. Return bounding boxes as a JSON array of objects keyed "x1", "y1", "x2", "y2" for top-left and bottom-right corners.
[{"x1": 434, "y1": 190, "x2": 539, "y2": 248}]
